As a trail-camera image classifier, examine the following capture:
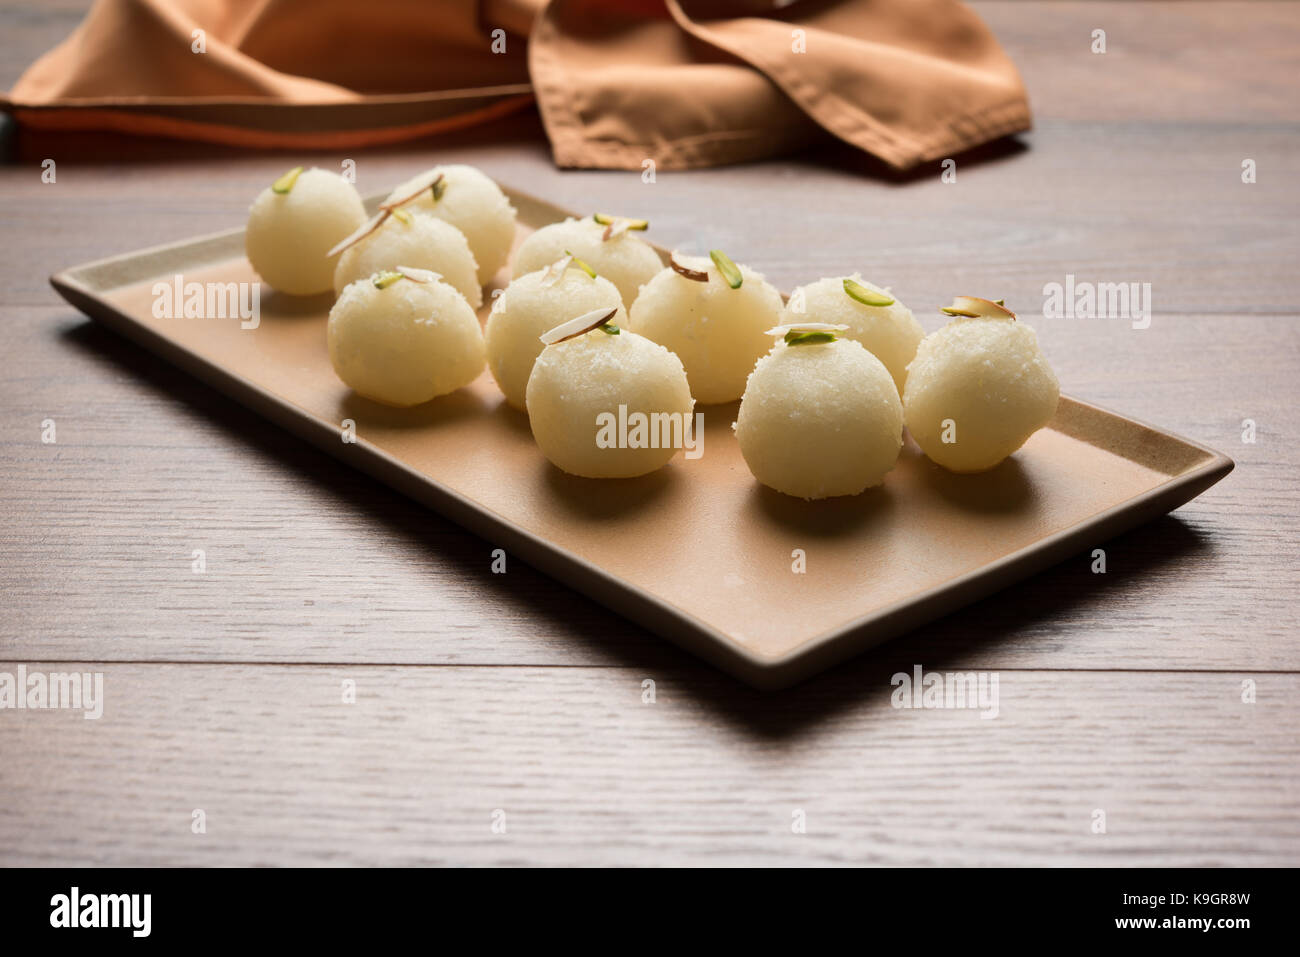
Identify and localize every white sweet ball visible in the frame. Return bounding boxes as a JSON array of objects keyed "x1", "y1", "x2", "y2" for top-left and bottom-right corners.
[
  {"x1": 903, "y1": 315, "x2": 1060, "y2": 473},
  {"x1": 333, "y1": 211, "x2": 481, "y2": 307},
  {"x1": 779, "y1": 275, "x2": 923, "y2": 394},
  {"x1": 246, "y1": 167, "x2": 366, "y2": 296},
  {"x1": 385, "y1": 165, "x2": 516, "y2": 285},
  {"x1": 628, "y1": 255, "x2": 784, "y2": 404},
  {"x1": 485, "y1": 268, "x2": 626, "y2": 410},
  {"x1": 512, "y1": 217, "x2": 662, "y2": 308},
  {"x1": 736, "y1": 337, "x2": 903, "y2": 499},
  {"x1": 328, "y1": 275, "x2": 486, "y2": 407},
  {"x1": 525, "y1": 329, "x2": 693, "y2": 478}
]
